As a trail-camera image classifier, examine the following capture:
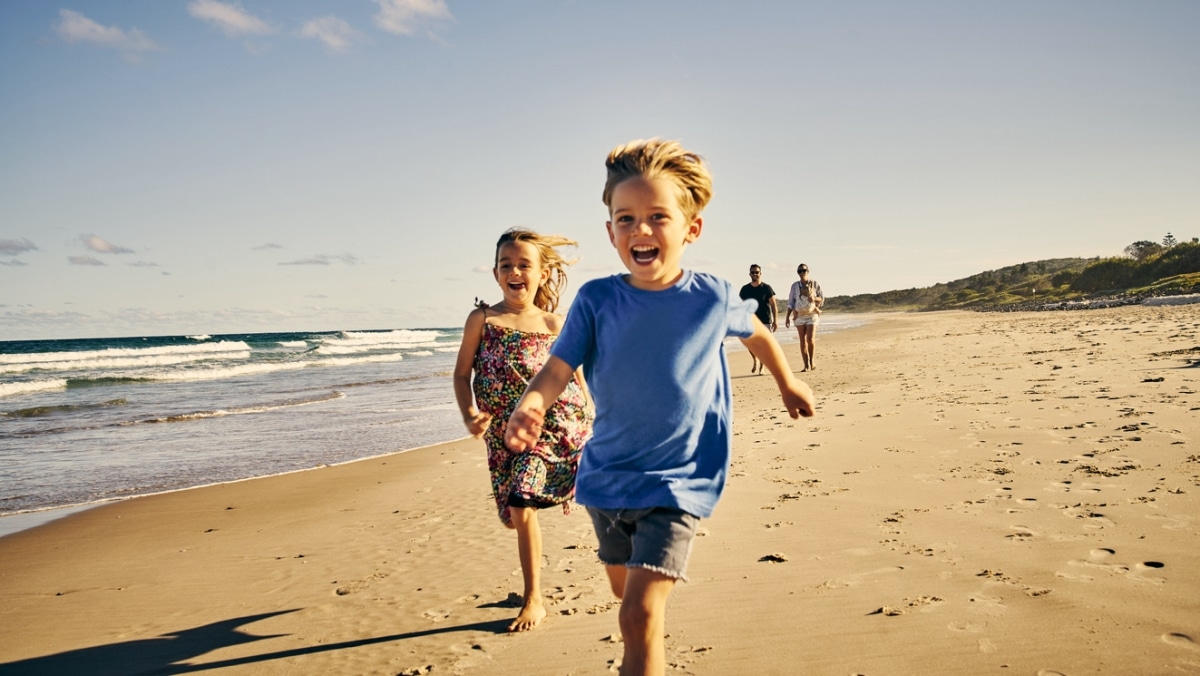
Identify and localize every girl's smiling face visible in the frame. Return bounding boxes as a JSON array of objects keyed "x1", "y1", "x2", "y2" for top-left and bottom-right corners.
[
  {"x1": 494, "y1": 240, "x2": 548, "y2": 307},
  {"x1": 605, "y1": 176, "x2": 703, "y2": 291}
]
